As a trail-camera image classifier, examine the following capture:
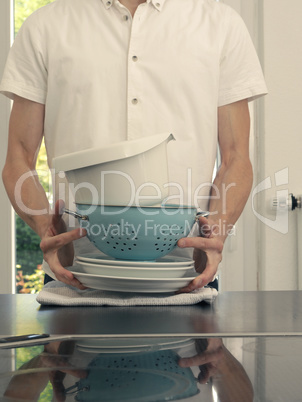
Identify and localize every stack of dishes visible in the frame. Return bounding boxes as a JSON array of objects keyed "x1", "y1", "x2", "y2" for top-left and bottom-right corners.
[
  {"x1": 68, "y1": 253, "x2": 197, "y2": 293},
  {"x1": 76, "y1": 337, "x2": 195, "y2": 354}
]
